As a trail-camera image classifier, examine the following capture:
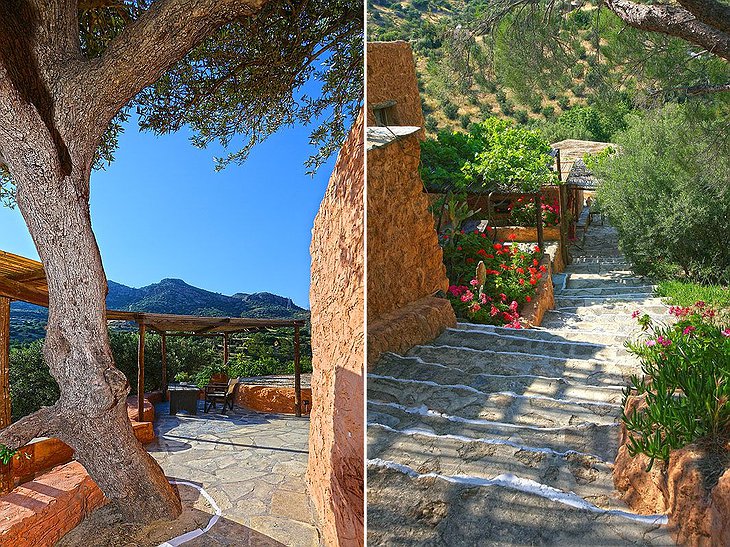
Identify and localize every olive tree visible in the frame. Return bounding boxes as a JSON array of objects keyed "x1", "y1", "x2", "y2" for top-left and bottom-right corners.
[{"x1": 0, "y1": 0, "x2": 361, "y2": 522}]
